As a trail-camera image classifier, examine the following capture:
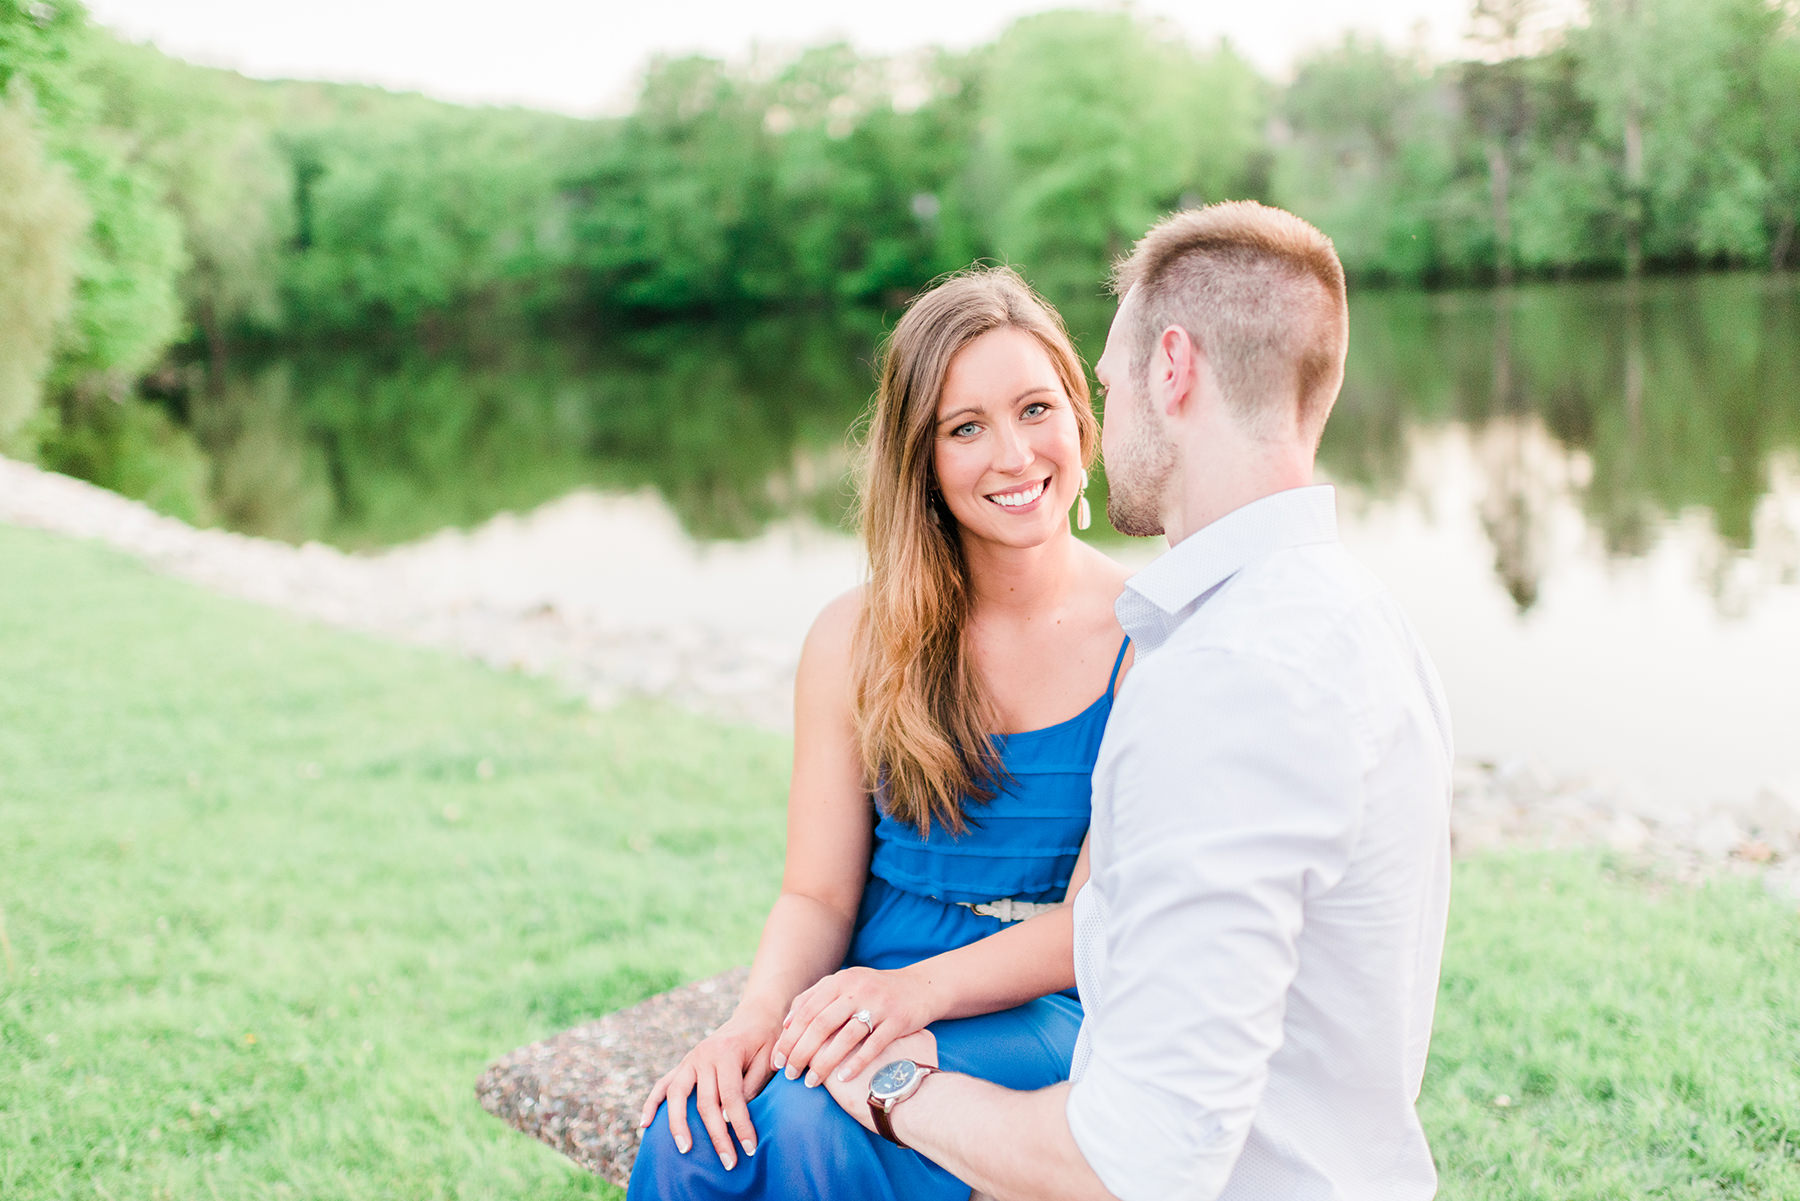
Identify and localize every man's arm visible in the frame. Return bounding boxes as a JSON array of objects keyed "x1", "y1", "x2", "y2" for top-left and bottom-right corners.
[
  {"x1": 1061, "y1": 647, "x2": 1364, "y2": 1198},
  {"x1": 822, "y1": 1035, "x2": 1118, "y2": 1201}
]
